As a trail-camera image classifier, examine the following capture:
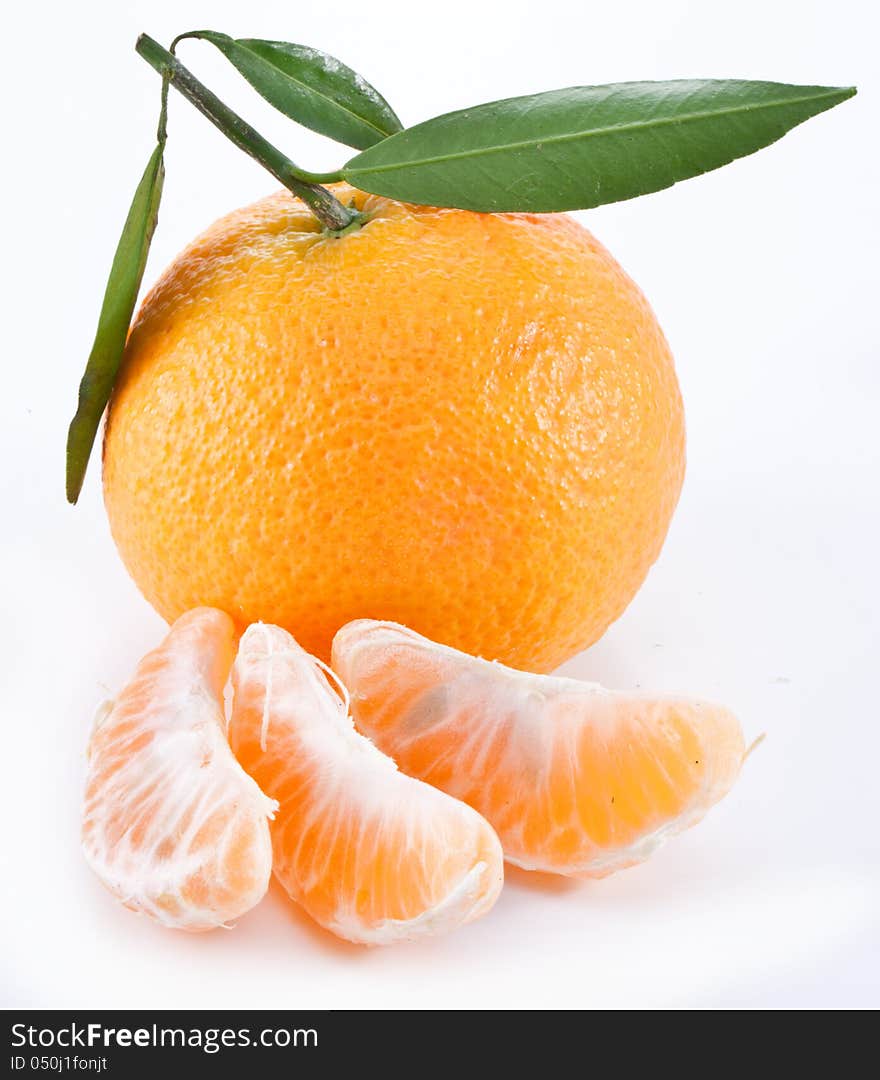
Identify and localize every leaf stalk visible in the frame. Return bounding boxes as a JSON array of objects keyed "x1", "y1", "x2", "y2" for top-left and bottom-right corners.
[{"x1": 136, "y1": 34, "x2": 355, "y2": 231}]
